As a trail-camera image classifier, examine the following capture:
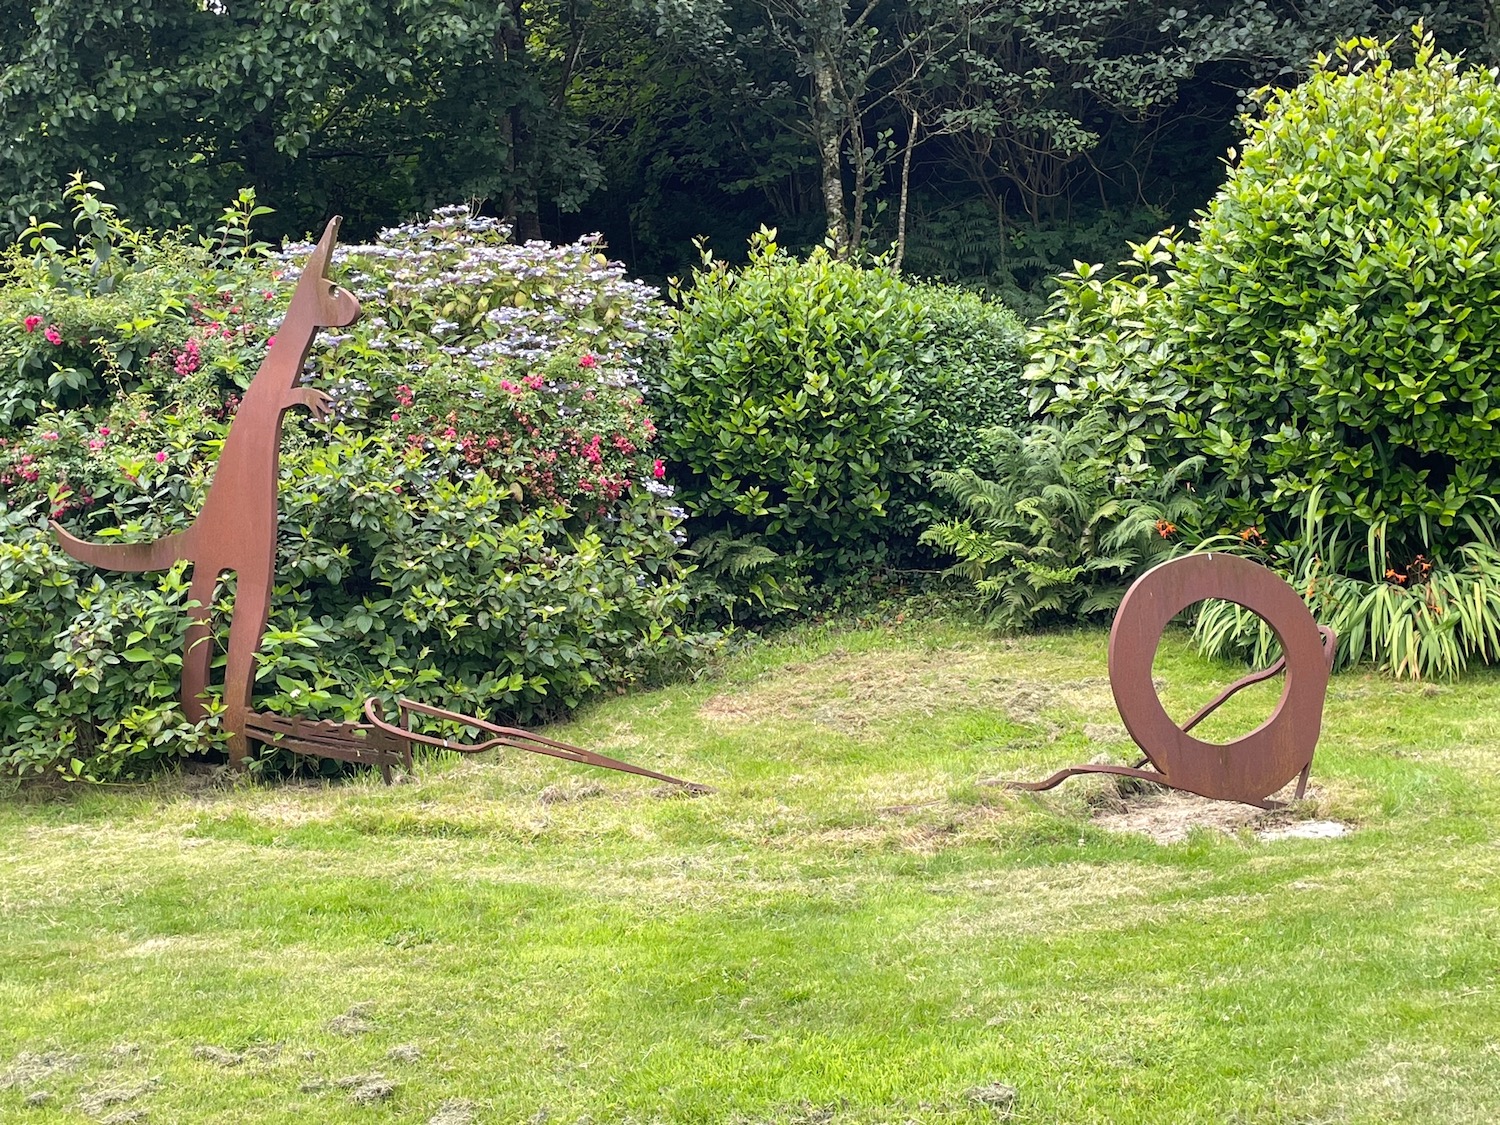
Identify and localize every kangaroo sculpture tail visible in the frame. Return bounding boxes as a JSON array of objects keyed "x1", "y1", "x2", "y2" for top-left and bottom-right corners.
[{"x1": 51, "y1": 523, "x2": 196, "y2": 572}]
